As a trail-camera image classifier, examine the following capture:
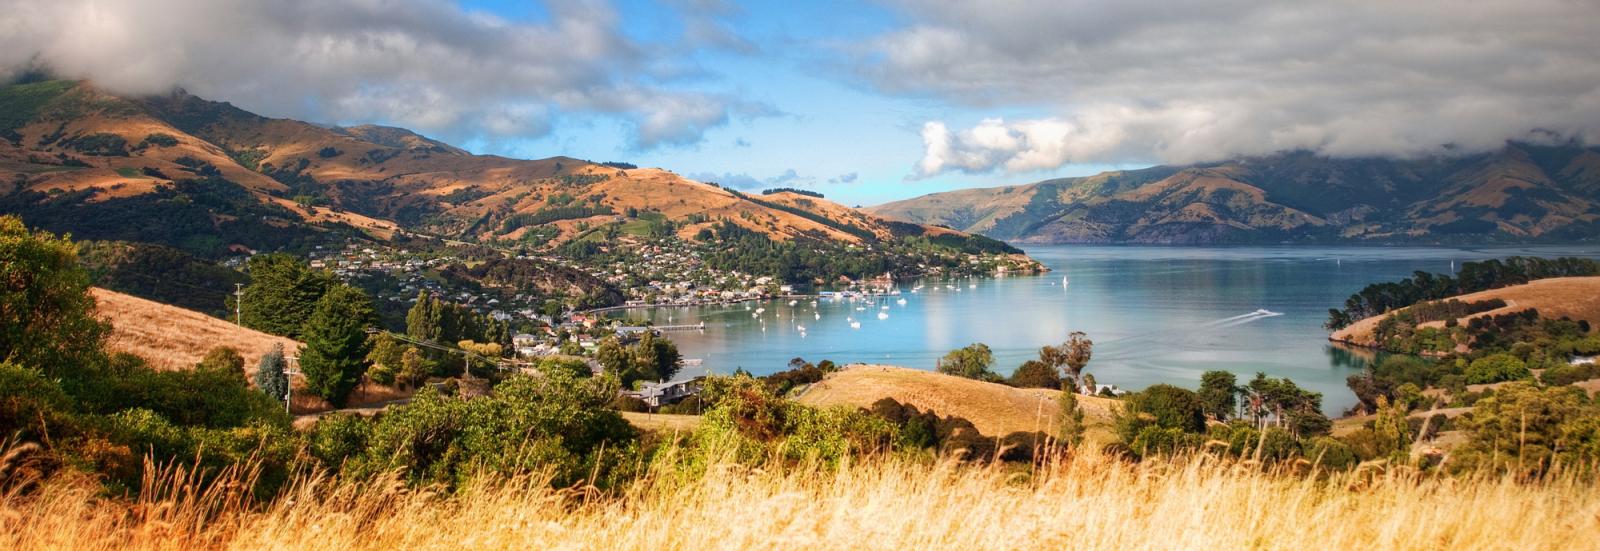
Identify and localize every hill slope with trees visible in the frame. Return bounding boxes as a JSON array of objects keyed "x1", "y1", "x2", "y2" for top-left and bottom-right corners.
[{"x1": 870, "y1": 145, "x2": 1600, "y2": 244}]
